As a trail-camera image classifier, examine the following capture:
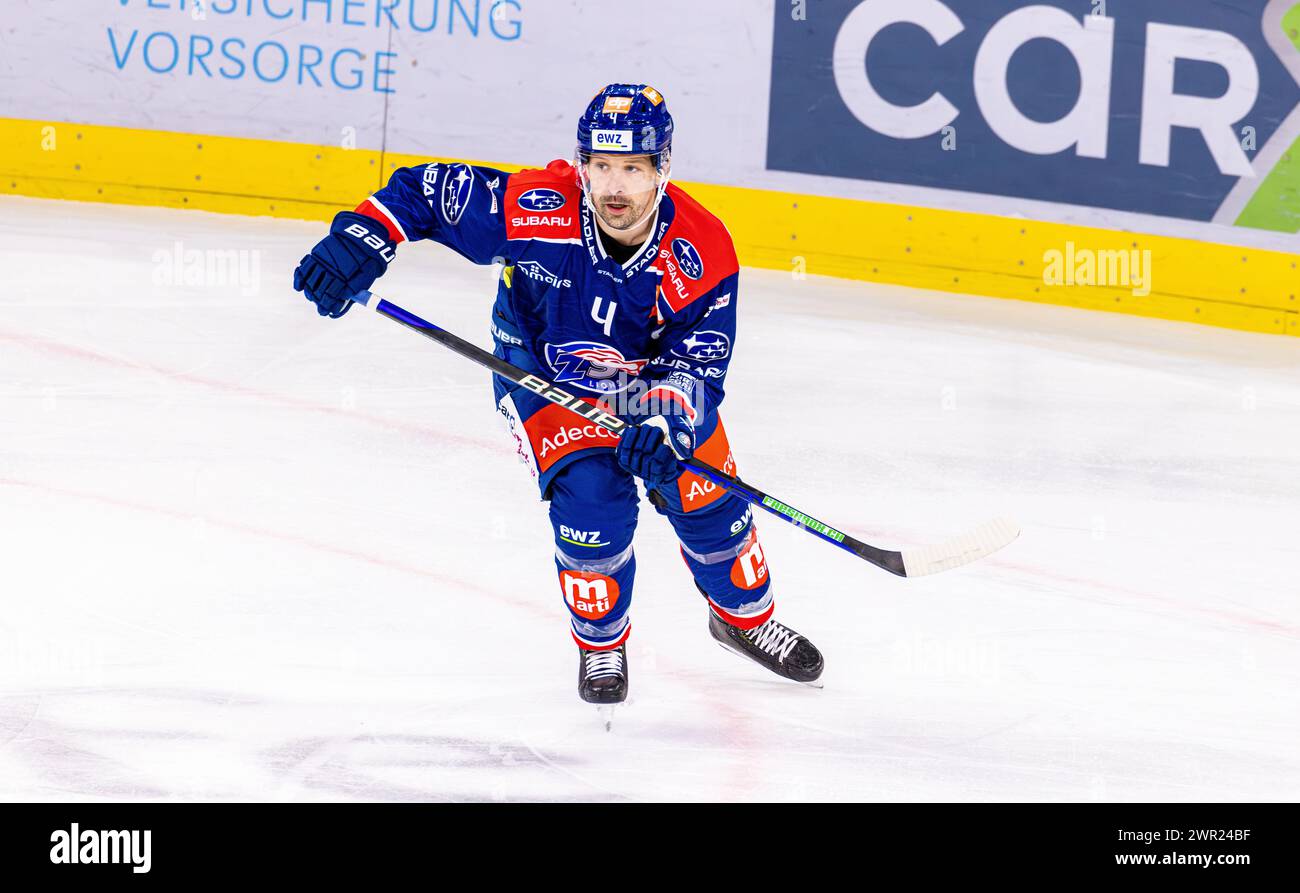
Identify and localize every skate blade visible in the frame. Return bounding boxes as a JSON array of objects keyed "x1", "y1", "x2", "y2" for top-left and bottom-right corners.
[
  {"x1": 713, "y1": 640, "x2": 824, "y2": 689},
  {"x1": 596, "y1": 704, "x2": 616, "y2": 732}
]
